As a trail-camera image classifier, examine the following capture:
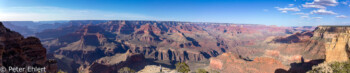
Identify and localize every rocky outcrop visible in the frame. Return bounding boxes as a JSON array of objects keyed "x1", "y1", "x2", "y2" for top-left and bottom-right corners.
[
  {"x1": 209, "y1": 52, "x2": 288, "y2": 73},
  {"x1": 82, "y1": 50, "x2": 146, "y2": 73},
  {"x1": 313, "y1": 26, "x2": 350, "y2": 62},
  {"x1": 0, "y1": 22, "x2": 57, "y2": 72},
  {"x1": 55, "y1": 25, "x2": 128, "y2": 63},
  {"x1": 270, "y1": 30, "x2": 326, "y2": 64},
  {"x1": 272, "y1": 26, "x2": 350, "y2": 73},
  {"x1": 273, "y1": 31, "x2": 313, "y2": 43}
]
